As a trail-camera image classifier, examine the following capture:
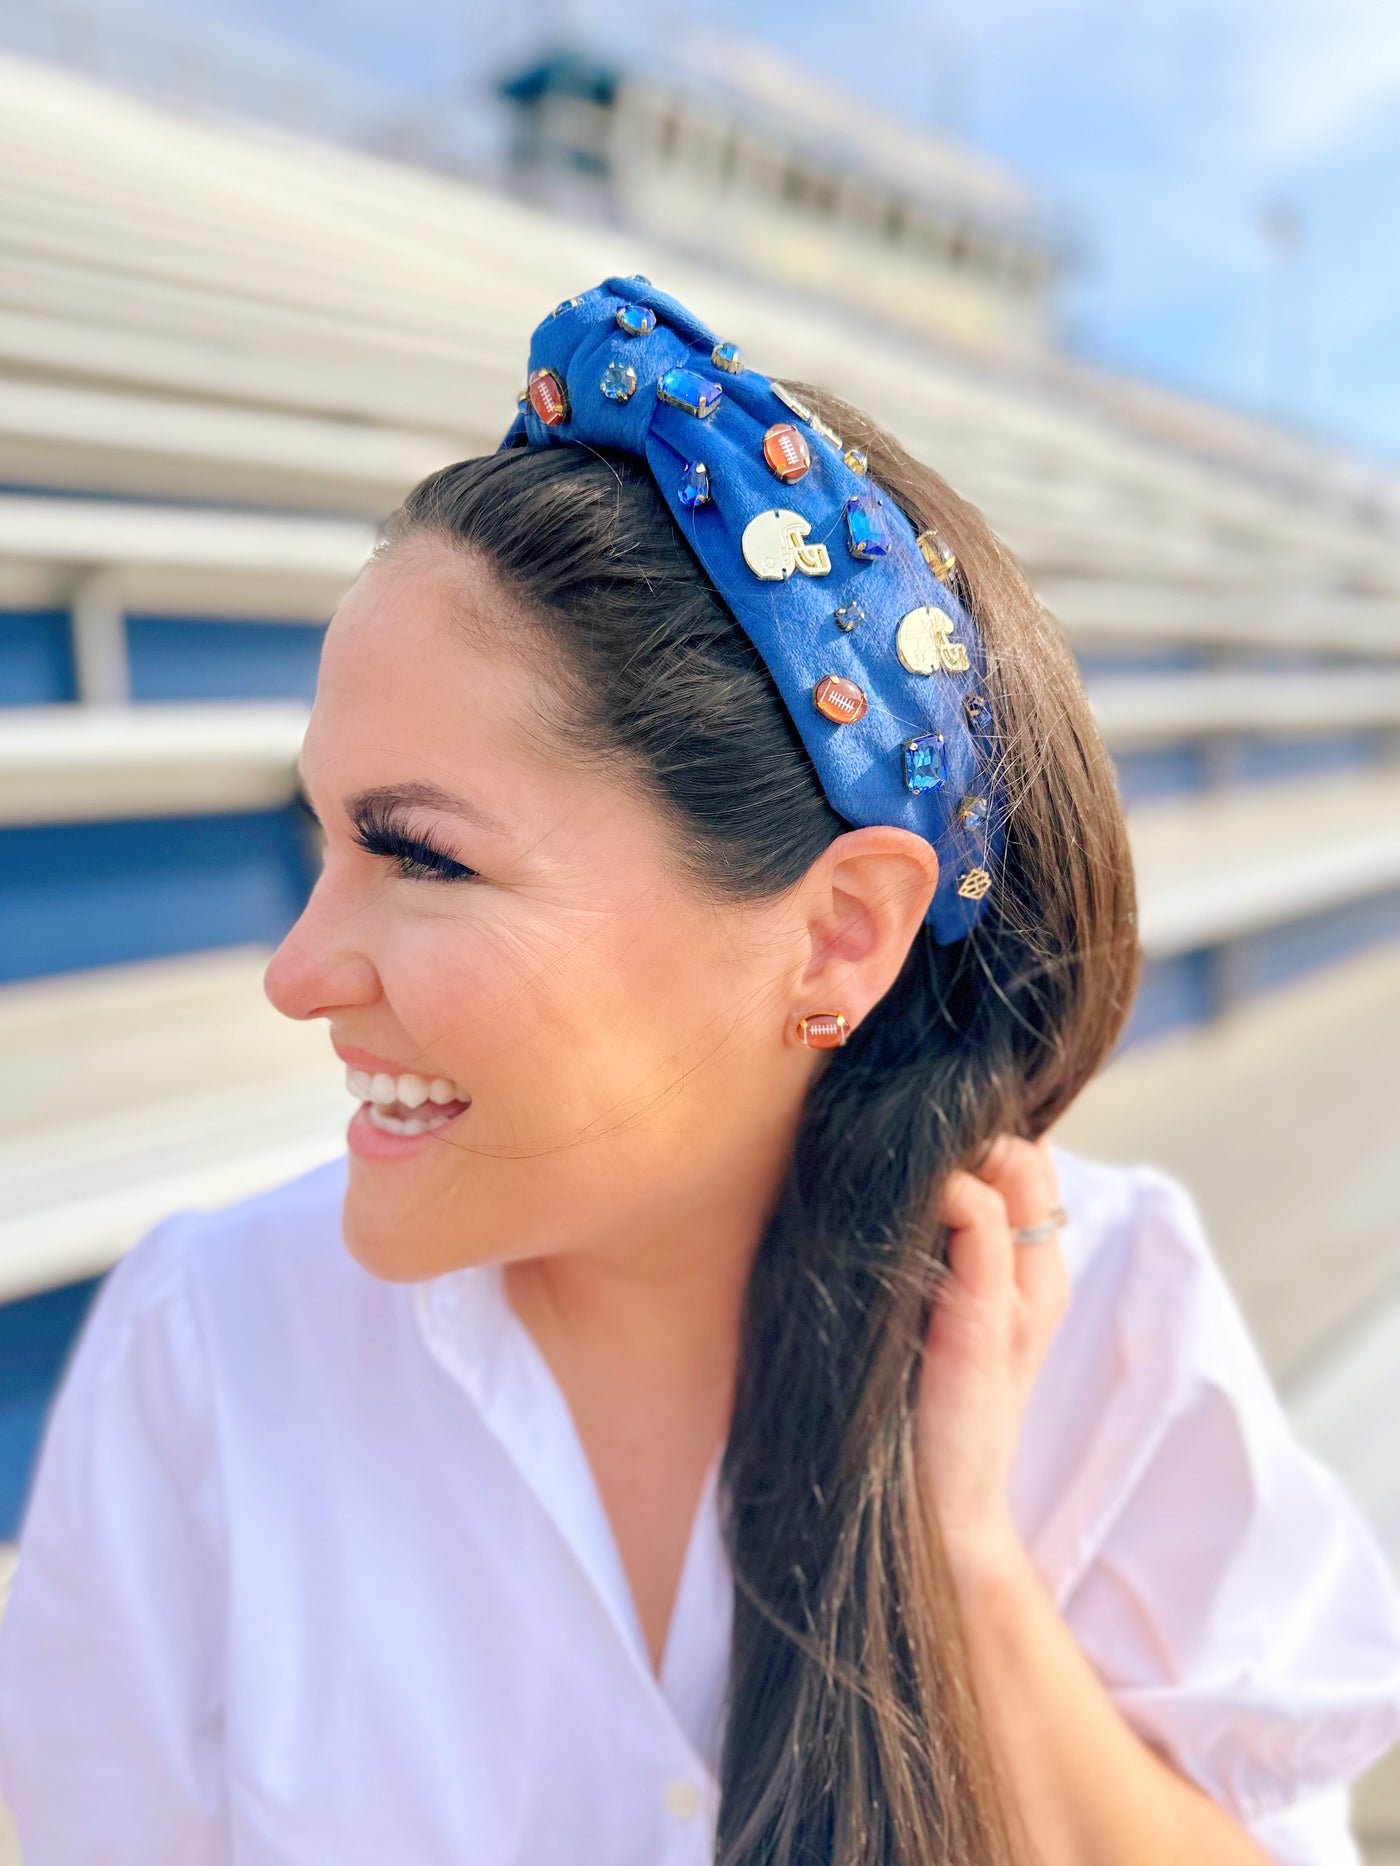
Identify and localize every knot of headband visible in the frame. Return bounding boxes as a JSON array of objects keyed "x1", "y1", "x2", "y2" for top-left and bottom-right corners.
[{"x1": 497, "y1": 274, "x2": 1004, "y2": 944}]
